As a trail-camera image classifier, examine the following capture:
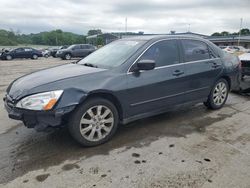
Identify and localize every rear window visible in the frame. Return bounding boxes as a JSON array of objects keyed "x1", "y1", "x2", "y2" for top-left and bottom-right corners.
[{"x1": 181, "y1": 40, "x2": 210, "y2": 62}]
